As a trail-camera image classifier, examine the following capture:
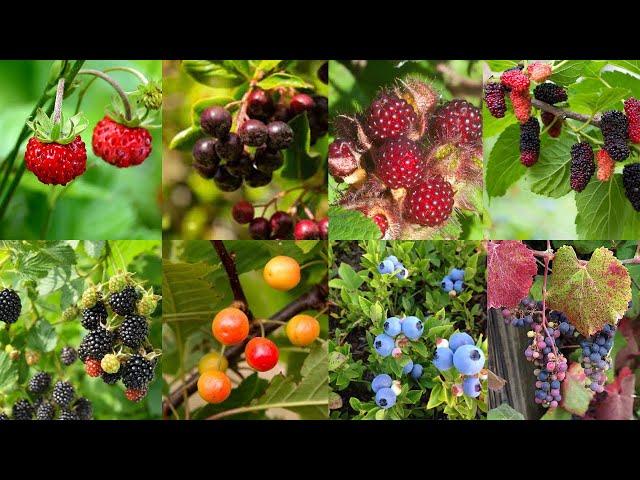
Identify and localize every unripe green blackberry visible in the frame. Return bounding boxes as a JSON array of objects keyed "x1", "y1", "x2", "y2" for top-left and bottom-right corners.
[
  {"x1": 0, "y1": 288, "x2": 21, "y2": 325},
  {"x1": 79, "y1": 286, "x2": 100, "y2": 310},
  {"x1": 52, "y1": 381, "x2": 75, "y2": 407},
  {"x1": 12, "y1": 399, "x2": 34, "y2": 420},
  {"x1": 101, "y1": 353, "x2": 121, "y2": 374},
  {"x1": 108, "y1": 272, "x2": 132, "y2": 294},
  {"x1": 81, "y1": 300, "x2": 108, "y2": 330},
  {"x1": 62, "y1": 305, "x2": 78, "y2": 321},
  {"x1": 28, "y1": 372, "x2": 51, "y2": 394},
  {"x1": 623, "y1": 163, "x2": 640, "y2": 211},
  {"x1": 137, "y1": 292, "x2": 161, "y2": 316},
  {"x1": 570, "y1": 142, "x2": 595, "y2": 192}
]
